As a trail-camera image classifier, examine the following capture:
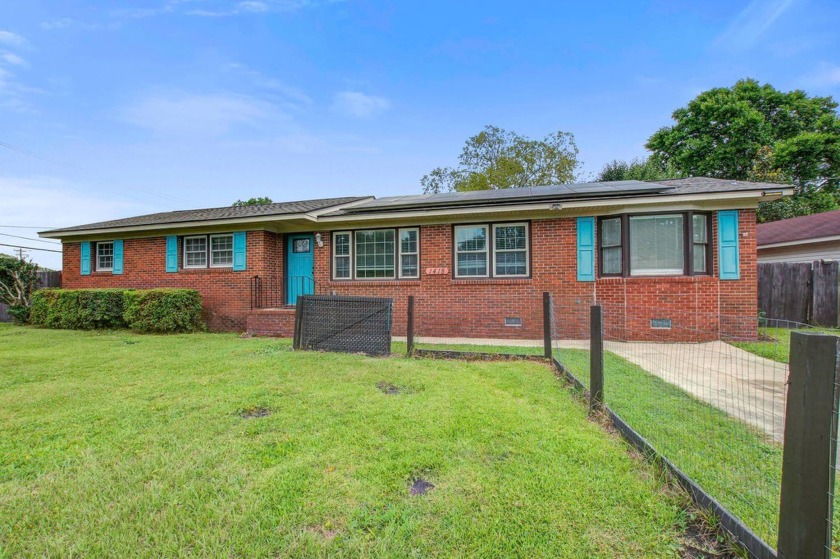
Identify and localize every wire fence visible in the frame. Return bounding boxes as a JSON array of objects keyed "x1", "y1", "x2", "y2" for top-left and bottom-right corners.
[{"x1": 549, "y1": 298, "x2": 840, "y2": 558}]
